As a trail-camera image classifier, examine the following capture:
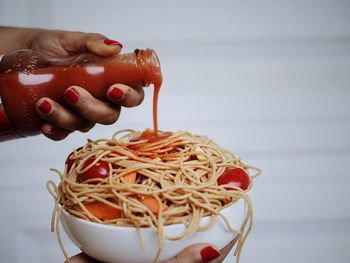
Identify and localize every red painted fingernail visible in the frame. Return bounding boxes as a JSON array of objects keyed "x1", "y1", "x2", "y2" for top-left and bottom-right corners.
[
  {"x1": 38, "y1": 99, "x2": 52, "y2": 114},
  {"x1": 200, "y1": 246, "x2": 221, "y2": 262},
  {"x1": 109, "y1": 87, "x2": 124, "y2": 101},
  {"x1": 104, "y1": 39, "x2": 123, "y2": 48},
  {"x1": 65, "y1": 89, "x2": 79, "y2": 104}
]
